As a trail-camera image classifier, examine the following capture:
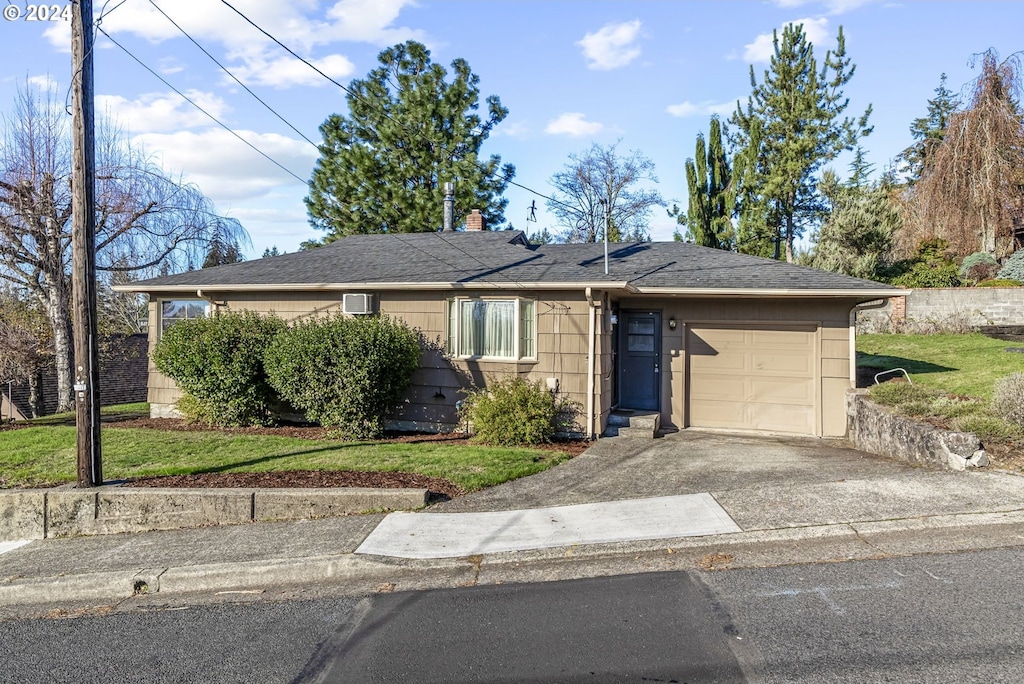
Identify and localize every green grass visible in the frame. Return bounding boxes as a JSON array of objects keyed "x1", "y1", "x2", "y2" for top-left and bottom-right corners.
[
  {"x1": 18, "y1": 402, "x2": 150, "y2": 426},
  {"x1": 857, "y1": 333, "x2": 1024, "y2": 399},
  {"x1": 0, "y1": 423, "x2": 573, "y2": 491}
]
